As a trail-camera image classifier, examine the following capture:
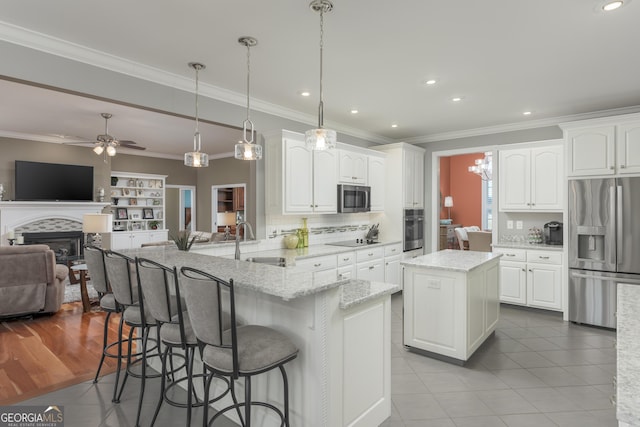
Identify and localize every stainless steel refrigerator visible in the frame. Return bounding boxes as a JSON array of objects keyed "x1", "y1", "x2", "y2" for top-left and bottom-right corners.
[{"x1": 568, "y1": 177, "x2": 640, "y2": 328}]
